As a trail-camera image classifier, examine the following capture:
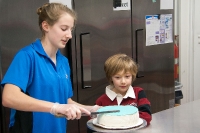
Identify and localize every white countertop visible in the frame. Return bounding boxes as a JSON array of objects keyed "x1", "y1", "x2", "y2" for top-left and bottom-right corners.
[
  {"x1": 134, "y1": 99, "x2": 200, "y2": 133},
  {"x1": 92, "y1": 99, "x2": 200, "y2": 133}
]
